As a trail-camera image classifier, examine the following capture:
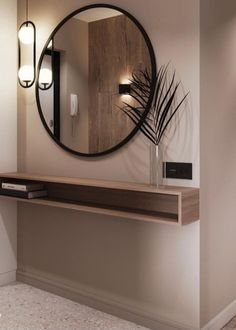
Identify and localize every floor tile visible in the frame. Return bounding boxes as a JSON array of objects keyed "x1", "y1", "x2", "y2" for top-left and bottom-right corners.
[{"x1": 0, "y1": 283, "x2": 149, "y2": 330}]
